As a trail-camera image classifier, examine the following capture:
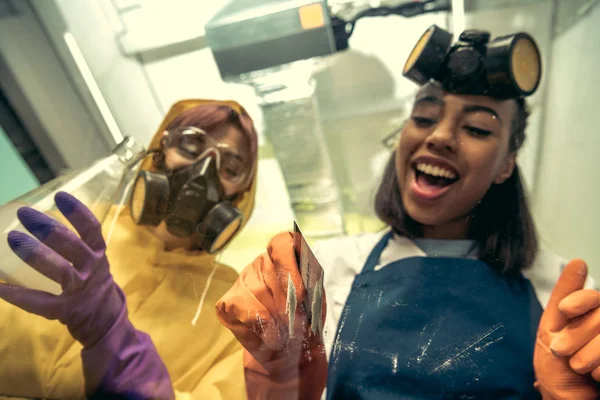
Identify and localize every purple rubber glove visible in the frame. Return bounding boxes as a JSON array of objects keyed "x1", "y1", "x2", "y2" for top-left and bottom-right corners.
[{"x1": 0, "y1": 191, "x2": 175, "y2": 399}]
